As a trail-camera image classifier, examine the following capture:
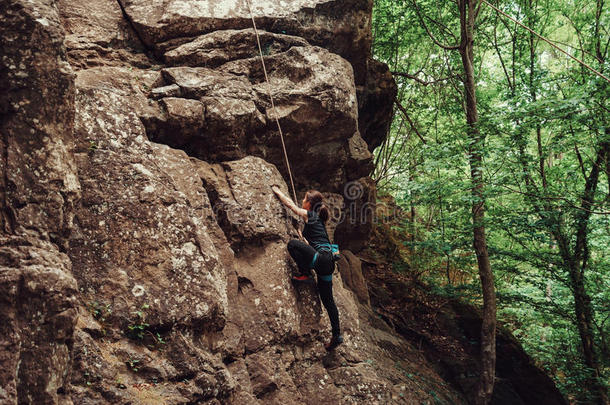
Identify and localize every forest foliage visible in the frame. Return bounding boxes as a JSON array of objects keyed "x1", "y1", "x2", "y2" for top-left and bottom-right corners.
[{"x1": 371, "y1": 0, "x2": 609, "y2": 402}]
